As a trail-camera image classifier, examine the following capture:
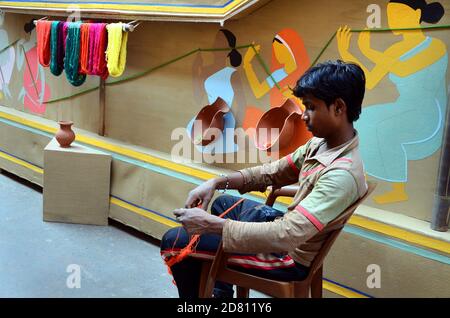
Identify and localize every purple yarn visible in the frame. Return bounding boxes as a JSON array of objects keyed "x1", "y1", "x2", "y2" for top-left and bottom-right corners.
[{"x1": 57, "y1": 22, "x2": 65, "y2": 68}]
